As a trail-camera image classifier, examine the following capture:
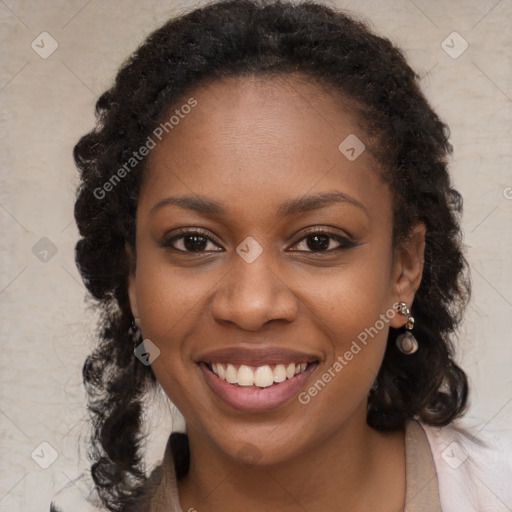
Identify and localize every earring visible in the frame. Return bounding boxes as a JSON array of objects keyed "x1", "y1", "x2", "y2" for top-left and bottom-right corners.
[
  {"x1": 395, "y1": 302, "x2": 418, "y2": 355},
  {"x1": 130, "y1": 317, "x2": 141, "y2": 333},
  {"x1": 131, "y1": 317, "x2": 142, "y2": 351}
]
